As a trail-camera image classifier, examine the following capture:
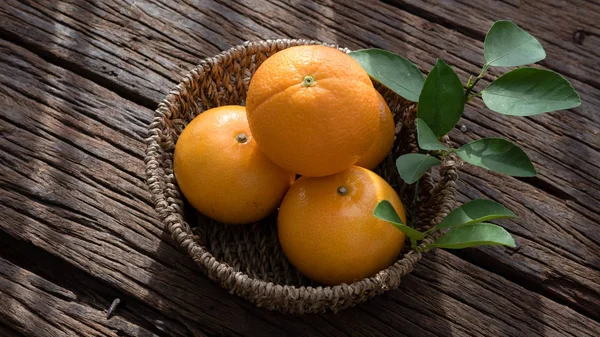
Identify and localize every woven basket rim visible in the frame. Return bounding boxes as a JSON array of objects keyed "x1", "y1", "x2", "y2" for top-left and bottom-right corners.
[{"x1": 144, "y1": 39, "x2": 460, "y2": 313}]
